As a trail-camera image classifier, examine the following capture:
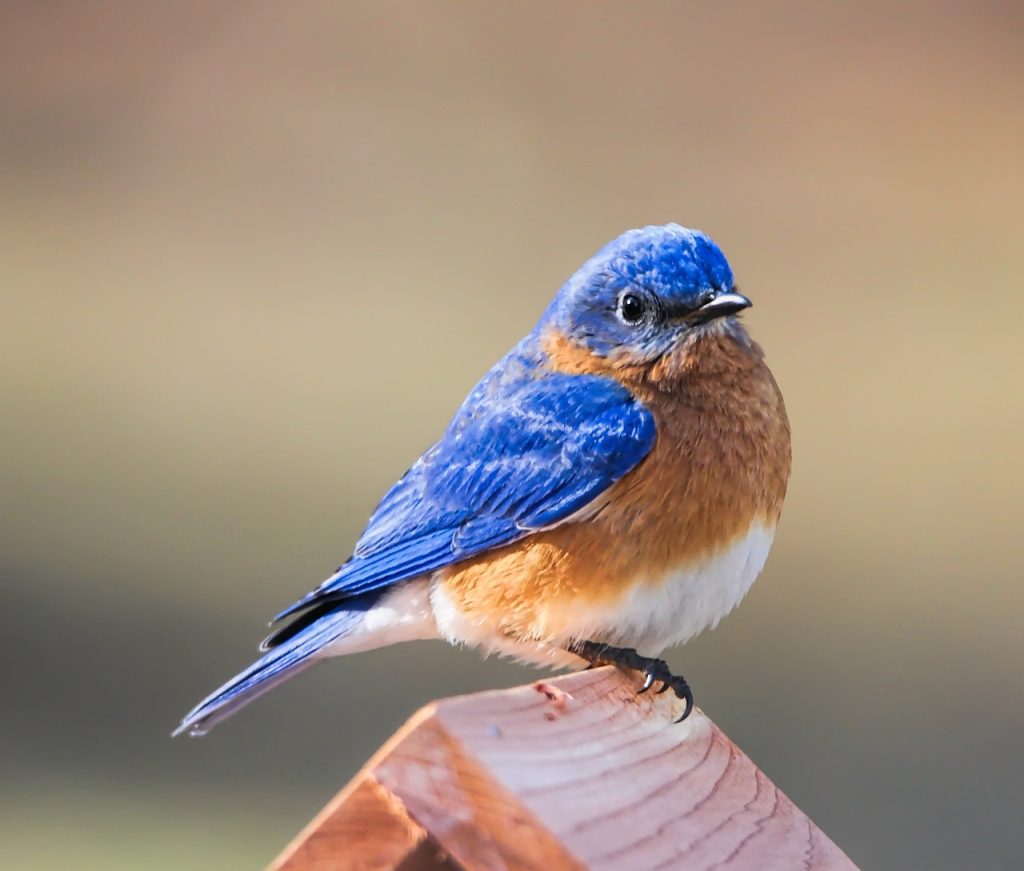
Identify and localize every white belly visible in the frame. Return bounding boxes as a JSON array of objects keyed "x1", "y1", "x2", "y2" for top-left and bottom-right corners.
[
  {"x1": 573, "y1": 522, "x2": 777, "y2": 655},
  {"x1": 430, "y1": 521, "x2": 777, "y2": 666}
]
